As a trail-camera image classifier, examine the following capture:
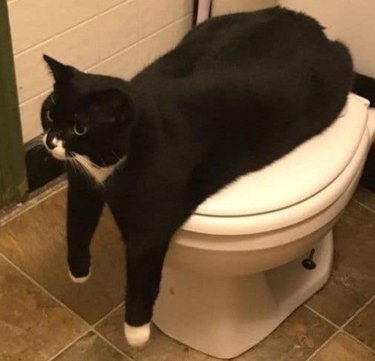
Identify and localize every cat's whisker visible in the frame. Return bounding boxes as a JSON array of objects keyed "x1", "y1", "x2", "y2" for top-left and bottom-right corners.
[
  {"x1": 69, "y1": 152, "x2": 97, "y2": 186},
  {"x1": 111, "y1": 151, "x2": 121, "y2": 162},
  {"x1": 32, "y1": 143, "x2": 45, "y2": 152},
  {"x1": 66, "y1": 153, "x2": 81, "y2": 175},
  {"x1": 28, "y1": 134, "x2": 45, "y2": 149},
  {"x1": 28, "y1": 136, "x2": 47, "y2": 156},
  {"x1": 70, "y1": 154, "x2": 86, "y2": 176},
  {"x1": 71, "y1": 152, "x2": 116, "y2": 187},
  {"x1": 75, "y1": 161, "x2": 90, "y2": 182},
  {"x1": 68, "y1": 158, "x2": 80, "y2": 176},
  {"x1": 86, "y1": 156, "x2": 104, "y2": 171}
]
